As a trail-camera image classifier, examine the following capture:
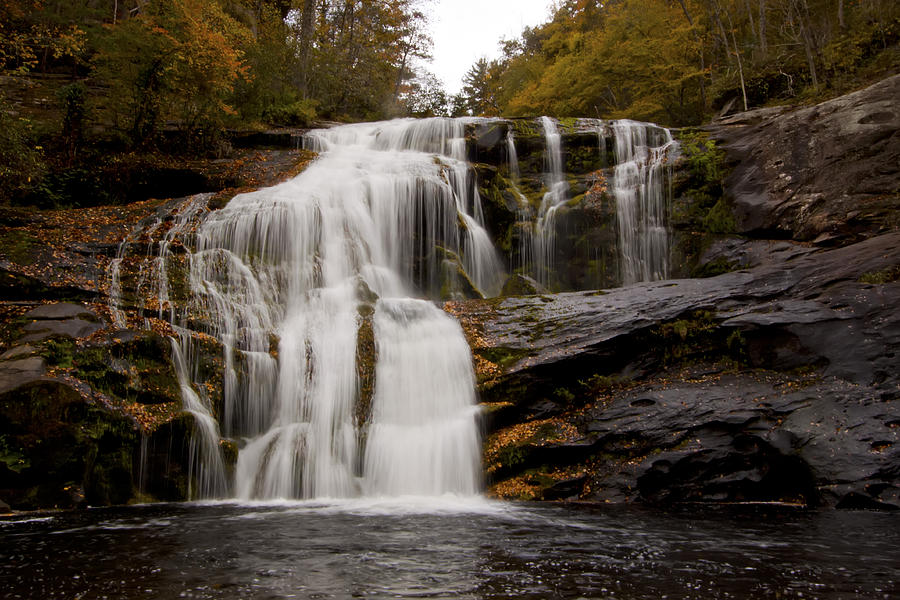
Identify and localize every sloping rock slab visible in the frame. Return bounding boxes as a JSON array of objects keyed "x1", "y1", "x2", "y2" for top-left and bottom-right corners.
[
  {"x1": 453, "y1": 232, "x2": 899, "y2": 405},
  {"x1": 707, "y1": 74, "x2": 900, "y2": 244},
  {"x1": 451, "y1": 233, "x2": 899, "y2": 508}
]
